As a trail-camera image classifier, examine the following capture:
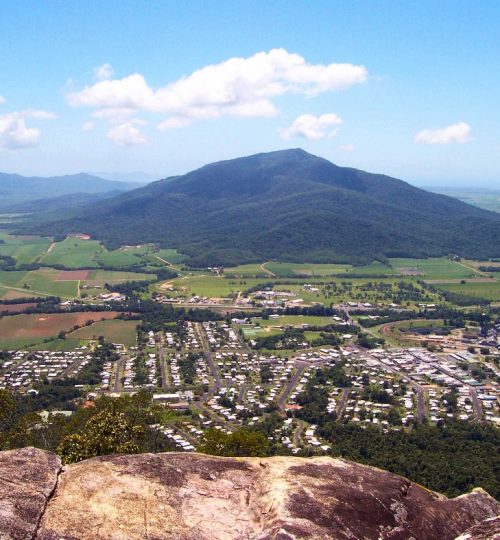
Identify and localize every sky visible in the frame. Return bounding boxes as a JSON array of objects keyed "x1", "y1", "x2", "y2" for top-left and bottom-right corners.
[{"x1": 0, "y1": 0, "x2": 499, "y2": 187}]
